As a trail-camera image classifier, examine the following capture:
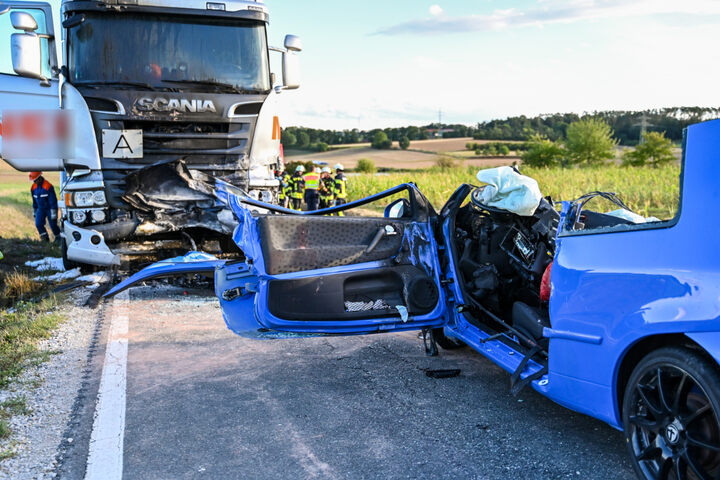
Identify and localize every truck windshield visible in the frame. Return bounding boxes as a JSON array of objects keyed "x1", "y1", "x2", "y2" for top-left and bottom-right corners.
[{"x1": 68, "y1": 13, "x2": 270, "y2": 93}]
